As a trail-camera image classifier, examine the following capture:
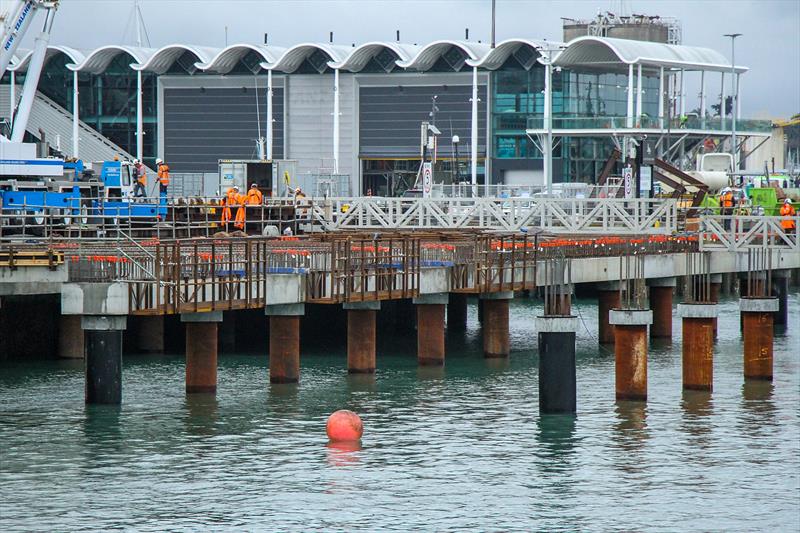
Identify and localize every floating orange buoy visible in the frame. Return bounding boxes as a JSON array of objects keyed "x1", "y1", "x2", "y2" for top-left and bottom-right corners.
[{"x1": 326, "y1": 410, "x2": 363, "y2": 442}]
